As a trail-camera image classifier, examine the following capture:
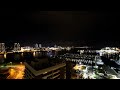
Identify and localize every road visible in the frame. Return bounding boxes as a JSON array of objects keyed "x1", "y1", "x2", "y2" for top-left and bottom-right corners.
[{"x1": 7, "y1": 64, "x2": 25, "y2": 79}]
